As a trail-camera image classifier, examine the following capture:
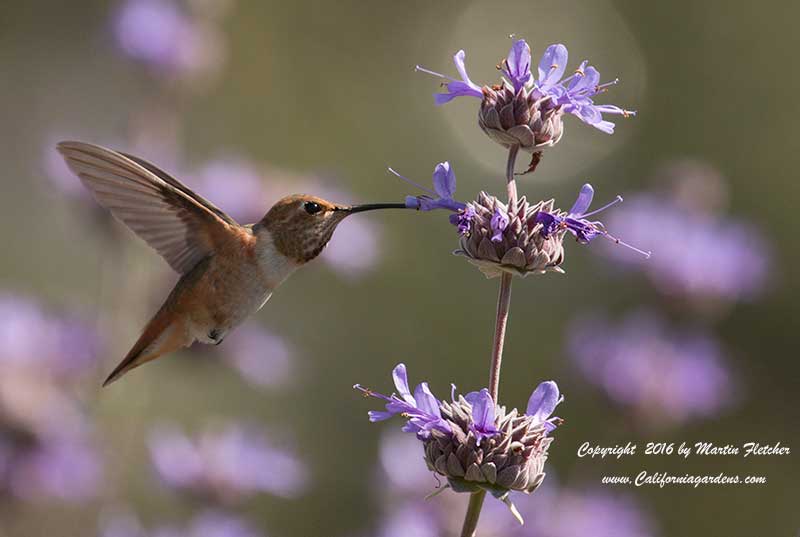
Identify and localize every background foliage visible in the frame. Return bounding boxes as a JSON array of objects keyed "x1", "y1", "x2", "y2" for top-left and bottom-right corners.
[{"x1": 0, "y1": 0, "x2": 797, "y2": 535}]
